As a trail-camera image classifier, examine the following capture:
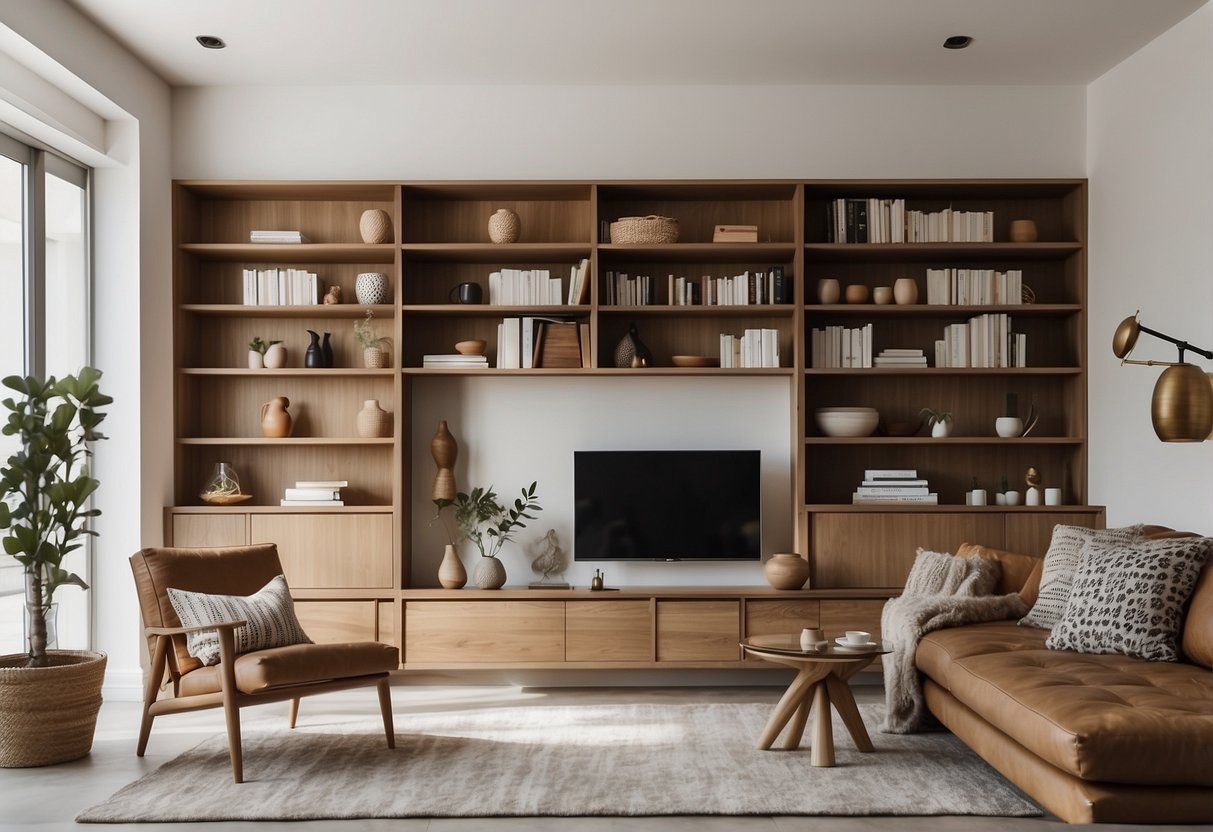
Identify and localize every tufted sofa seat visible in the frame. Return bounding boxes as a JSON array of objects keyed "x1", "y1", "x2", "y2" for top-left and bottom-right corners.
[{"x1": 916, "y1": 539, "x2": 1213, "y2": 823}]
